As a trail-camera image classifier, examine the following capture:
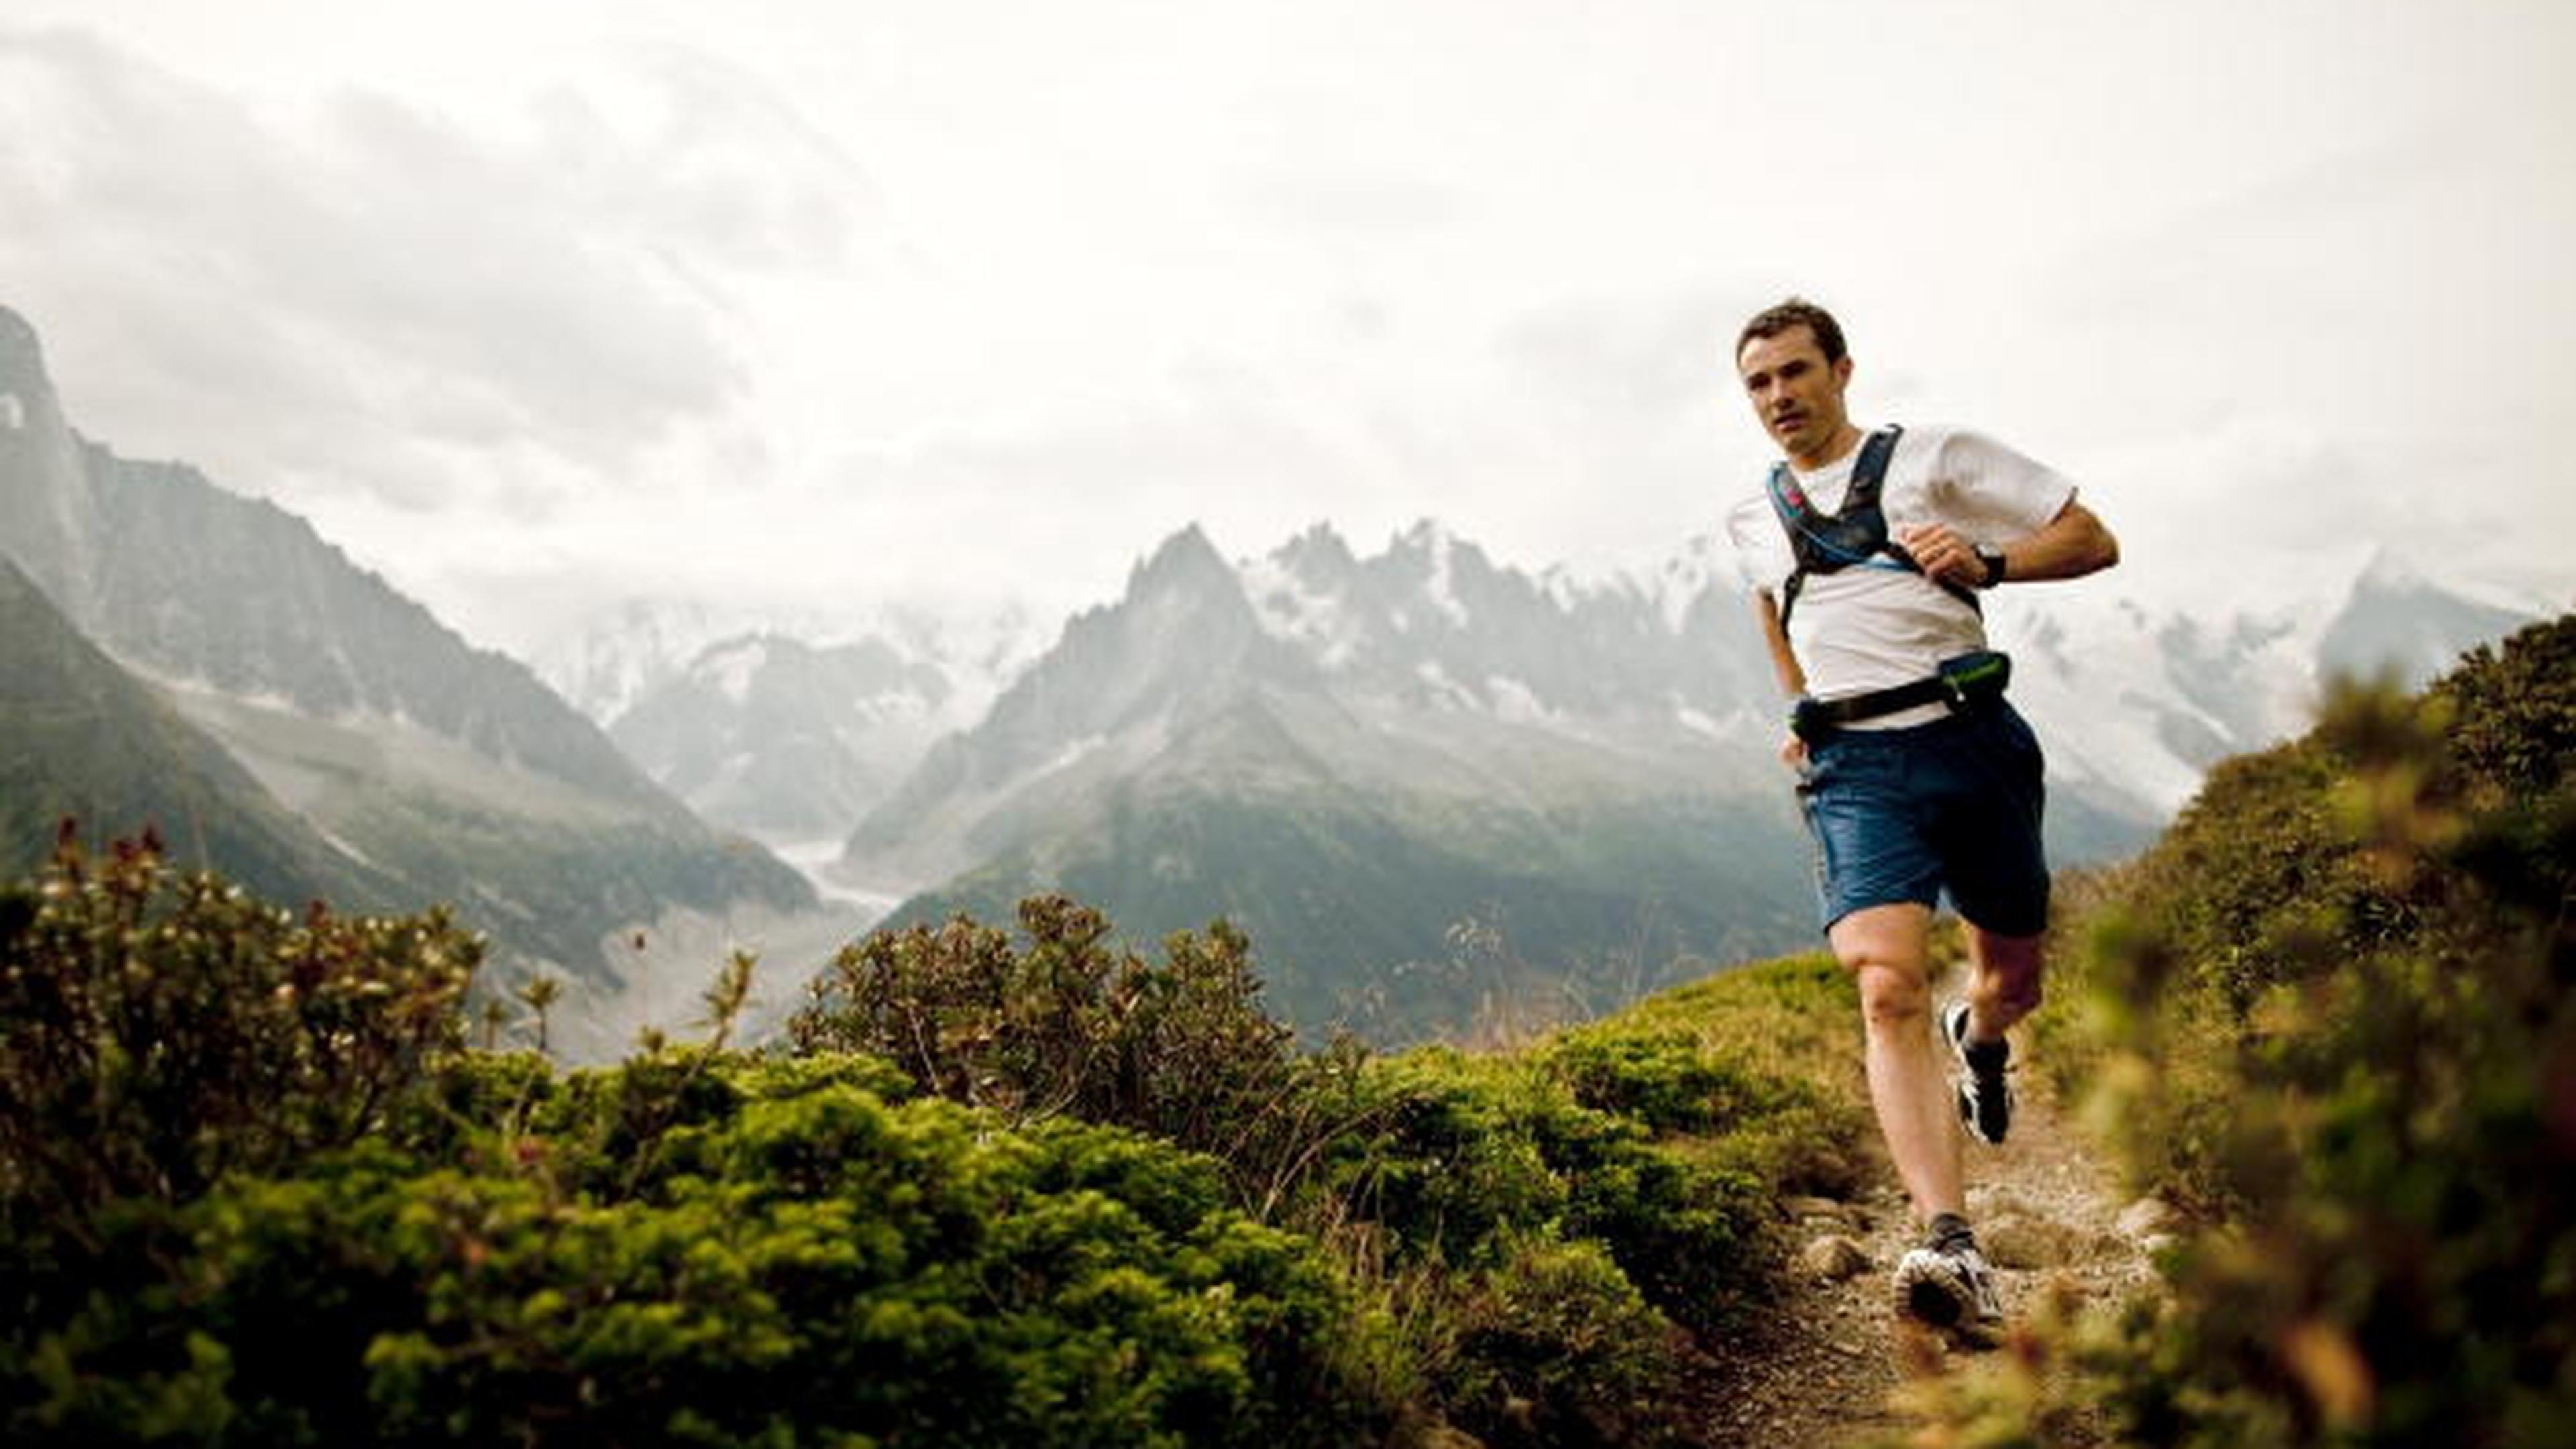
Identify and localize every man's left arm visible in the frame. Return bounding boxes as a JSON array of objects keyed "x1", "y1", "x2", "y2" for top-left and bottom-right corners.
[{"x1": 1902, "y1": 498, "x2": 2118, "y2": 591}]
